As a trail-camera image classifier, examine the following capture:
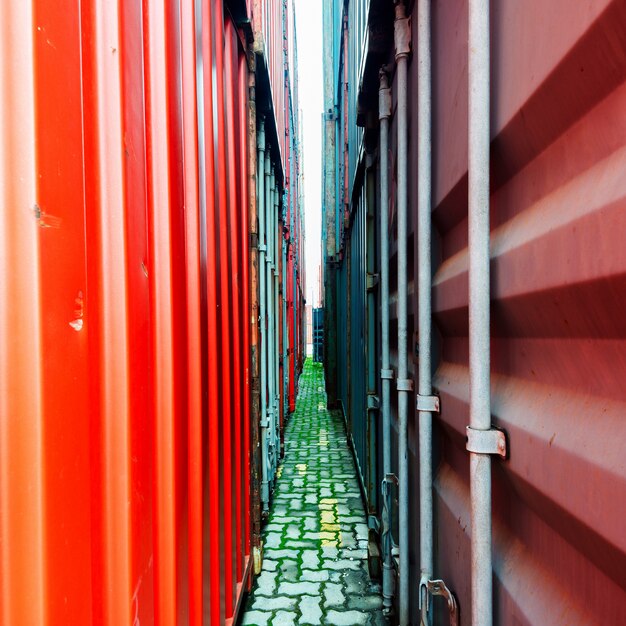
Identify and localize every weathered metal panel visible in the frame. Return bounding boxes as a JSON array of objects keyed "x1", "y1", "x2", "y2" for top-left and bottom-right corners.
[
  {"x1": 337, "y1": 261, "x2": 349, "y2": 412},
  {"x1": 428, "y1": 1, "x2": 626, "y2": 622},
  {"x1": 326, "y1": 0, "x2": 626, "y2": 622},
  {"x1": 348, "y1": 189, "x2": 368, "y2": 501},
  {"x1": 251, "y1": 0, "x2": 299, "y2": 171},
  {"x1": 337, "y1": 167, "x2": 380, "y2": 514}
]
